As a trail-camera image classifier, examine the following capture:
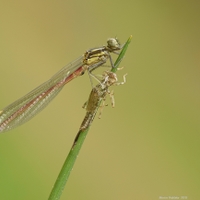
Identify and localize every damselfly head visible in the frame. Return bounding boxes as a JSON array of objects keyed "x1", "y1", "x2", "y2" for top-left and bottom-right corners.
[{"x1": 107, "y1": 38, "x2": 121, "y2": 51}]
